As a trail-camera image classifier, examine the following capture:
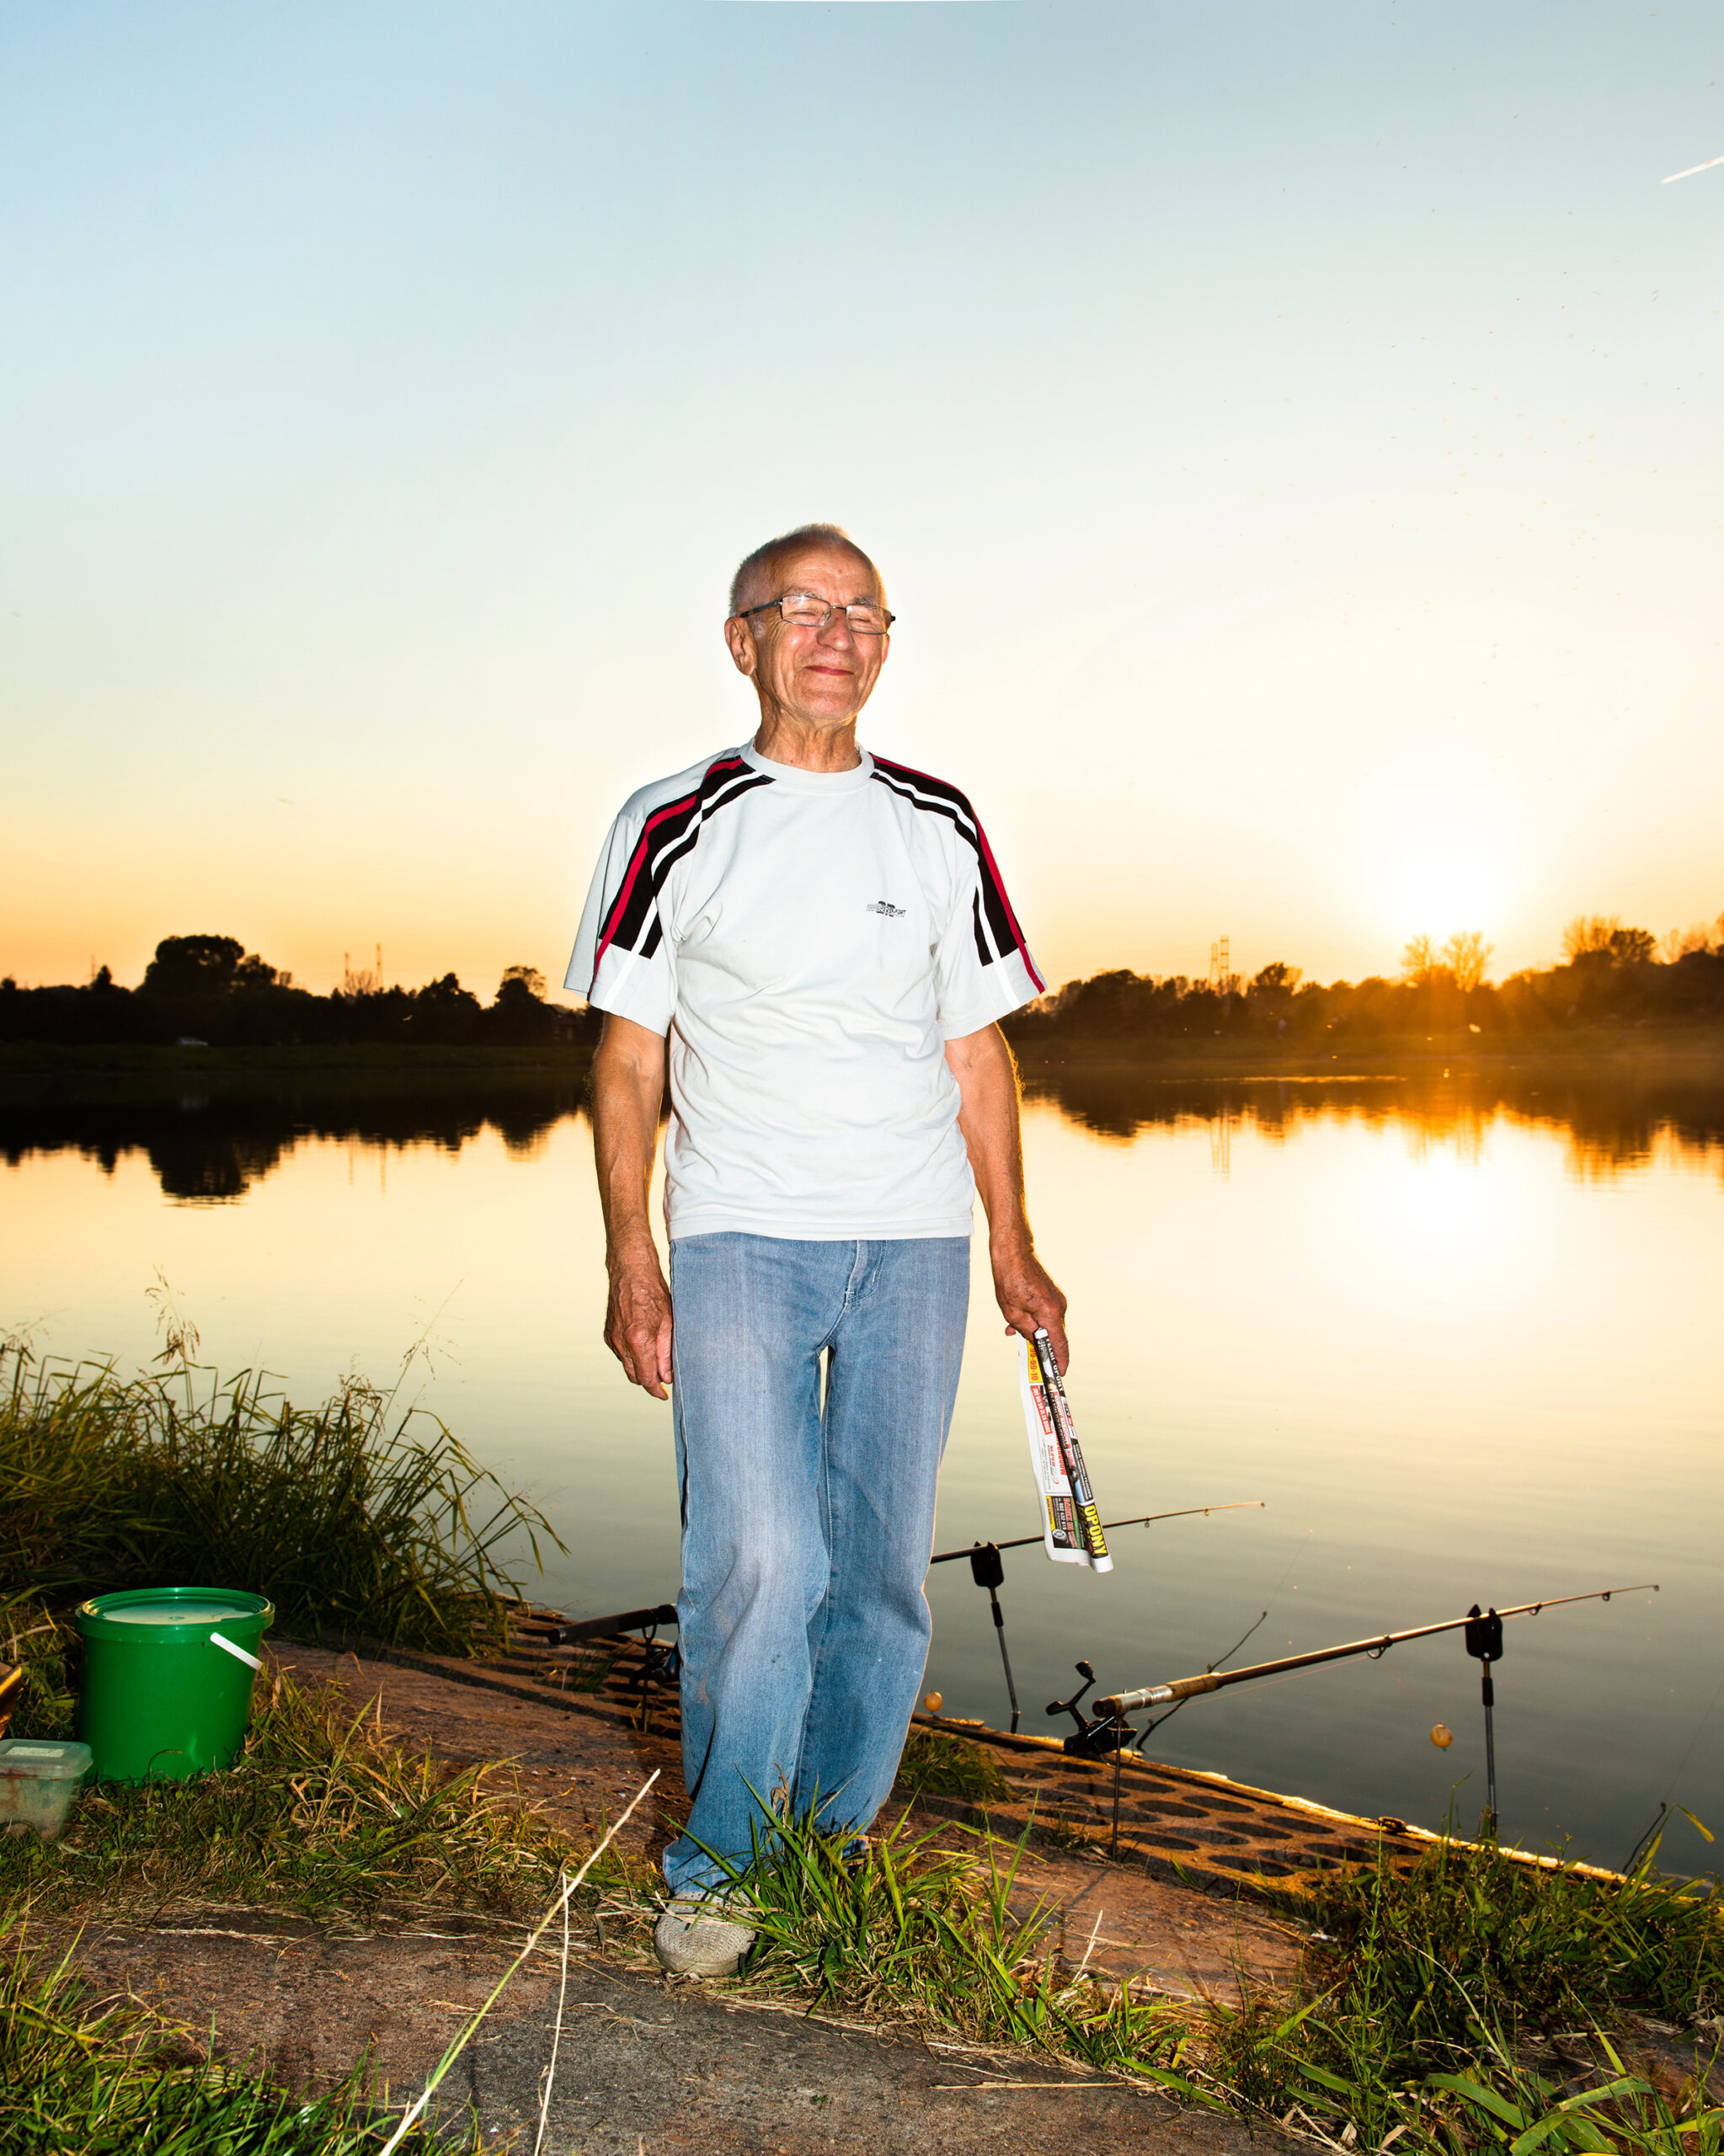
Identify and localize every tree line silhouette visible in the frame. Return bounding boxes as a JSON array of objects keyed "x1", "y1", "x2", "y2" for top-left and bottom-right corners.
[
  {"x1": 5, "y1": 1061, "x2": 1716, "y2": 1207},
  {"x1": 3, "y1": 913, "x2": 1721, "y2": 1053},
  {"x1": 0, "y1": 934, "x2": 600, "y2": 1049},
  {"x1": 1002, "y1": 912, "x2": 1724, "y2": 1049}
]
